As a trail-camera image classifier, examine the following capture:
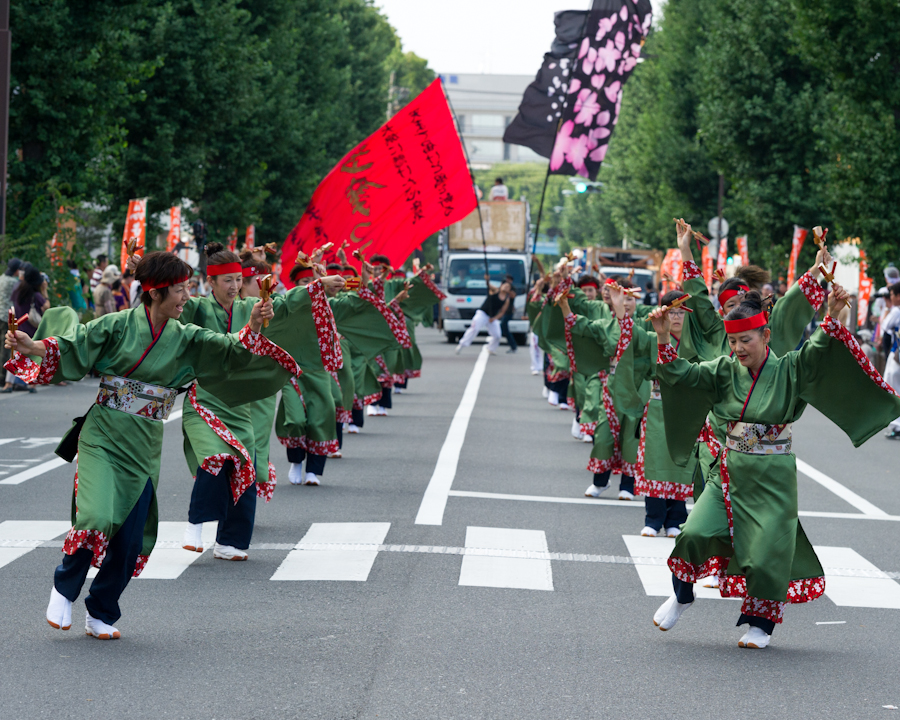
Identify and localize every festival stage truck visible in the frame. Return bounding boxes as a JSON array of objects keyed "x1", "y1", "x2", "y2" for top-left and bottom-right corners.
[{"x1": 438, "y1": 200, "x2": 531, "y2": 346}]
